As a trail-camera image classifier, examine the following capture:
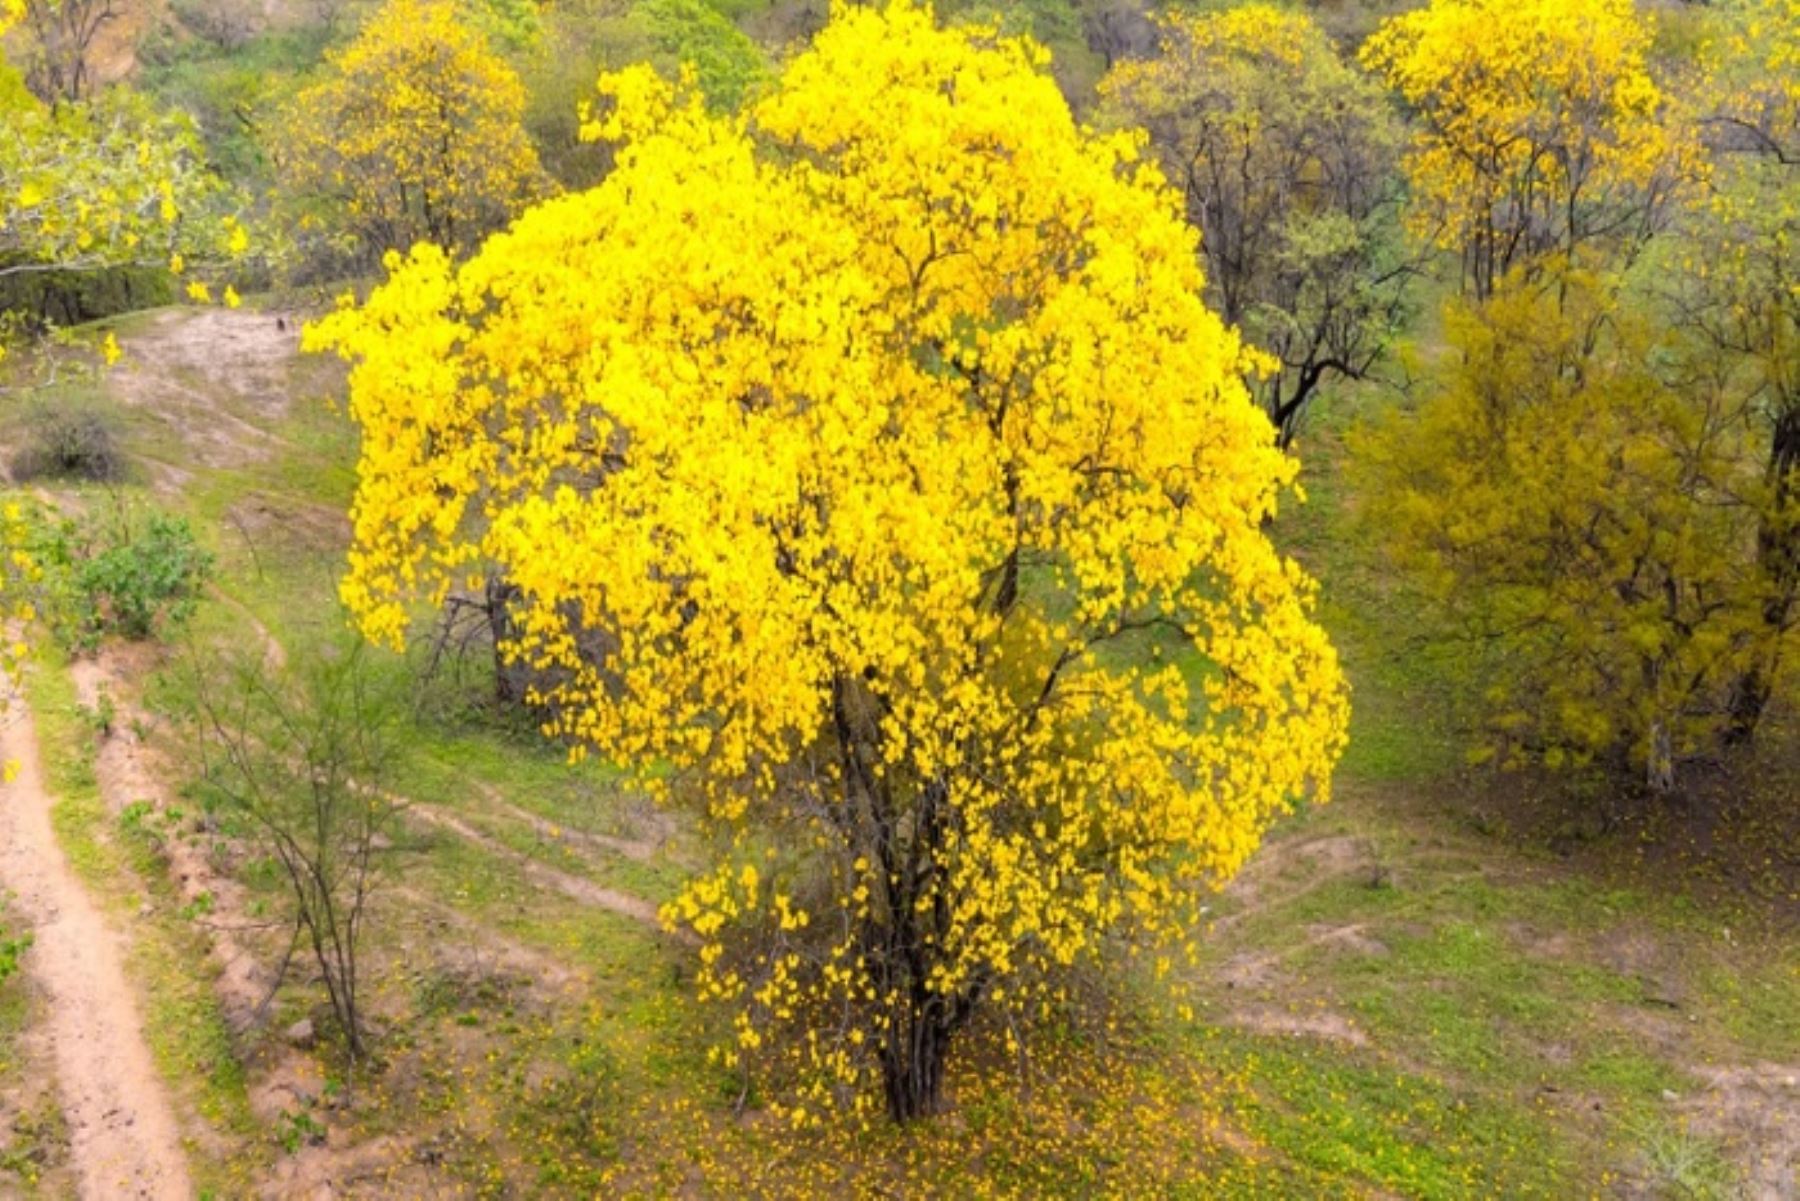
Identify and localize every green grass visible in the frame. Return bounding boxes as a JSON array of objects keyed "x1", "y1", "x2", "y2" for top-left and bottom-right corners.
[
  {"x1": 1195, "y1": 1027, "x2": 1572, "y2": 1196},
  {"x1": 0, "y1": 901, "x2": 65, "y2": 1193},
  {"x1": 1277, "y1": 403, "x2": 1467, "y2": 785},
  {"x1": 1173, "y1": 780, "x2": 1790, "y2": 1197}
]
